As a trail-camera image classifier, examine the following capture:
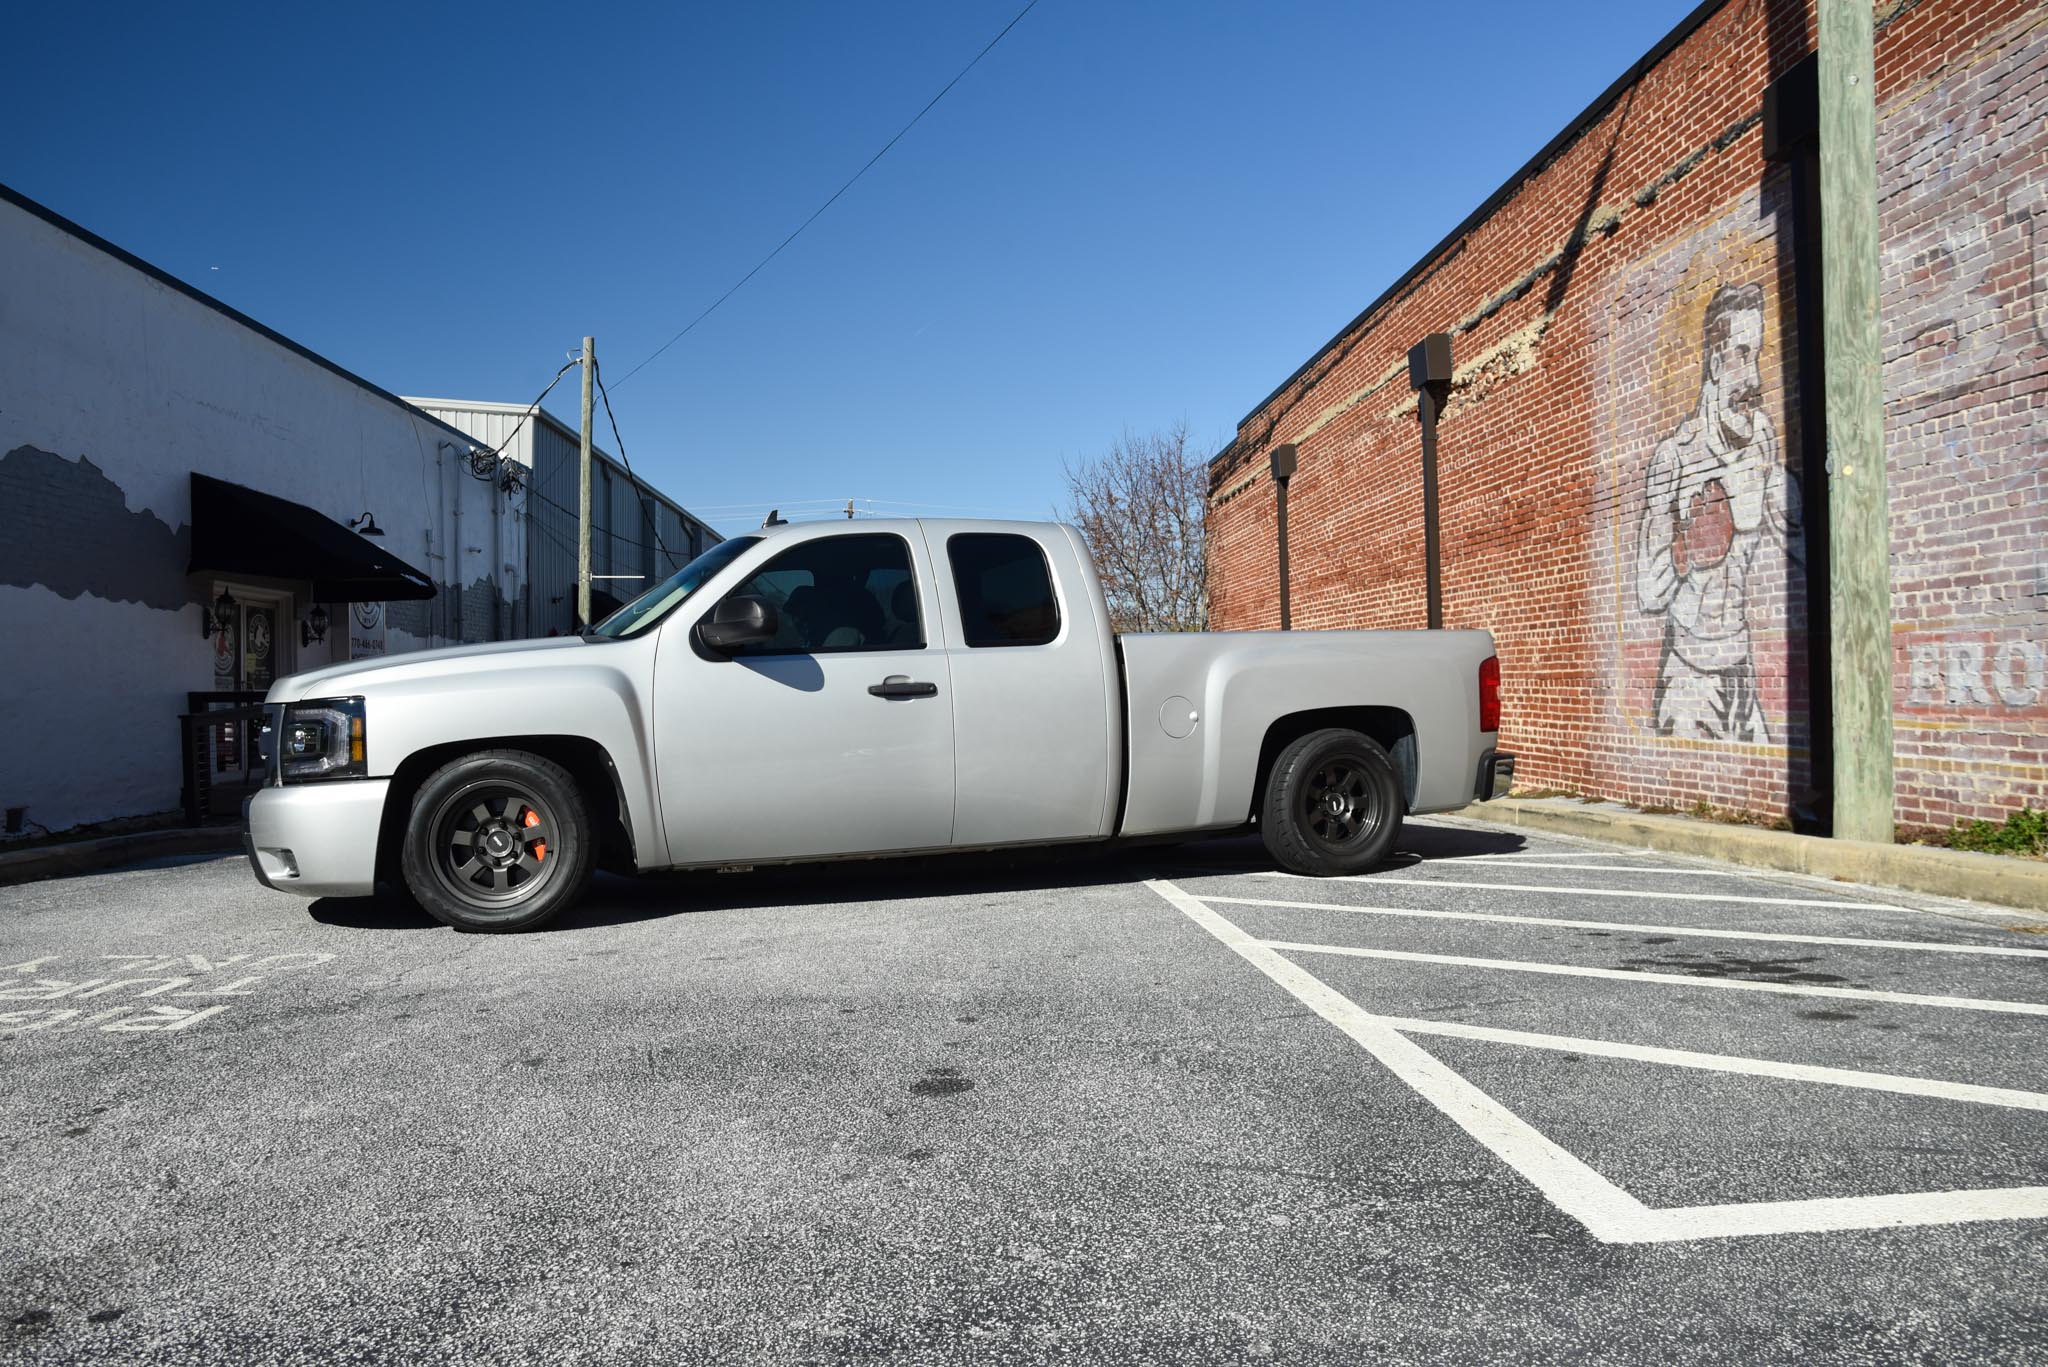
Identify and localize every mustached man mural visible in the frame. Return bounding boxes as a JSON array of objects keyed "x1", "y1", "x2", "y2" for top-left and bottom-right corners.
[{"x1": 1632, "y1": 282, "x2": 1801, "y2": 742}]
